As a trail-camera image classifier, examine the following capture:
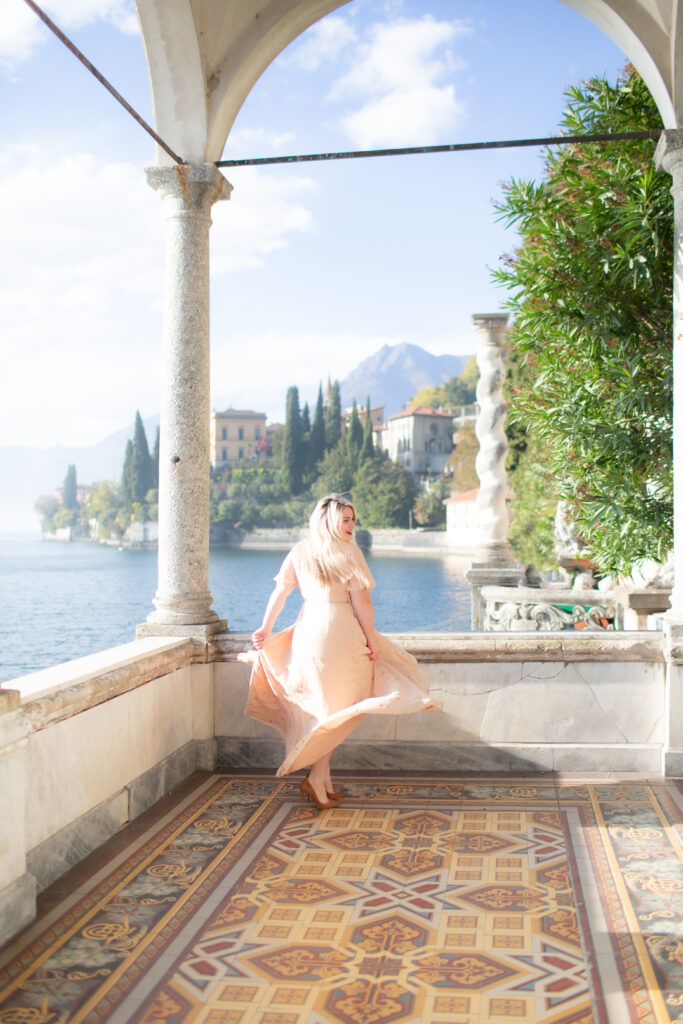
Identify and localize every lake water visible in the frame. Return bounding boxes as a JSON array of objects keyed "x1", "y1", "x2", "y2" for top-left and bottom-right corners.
[{"x1": 0, "y1": 534, "x2": 472, "y2": 682}]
